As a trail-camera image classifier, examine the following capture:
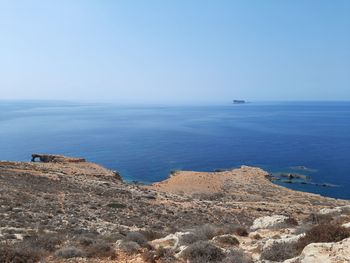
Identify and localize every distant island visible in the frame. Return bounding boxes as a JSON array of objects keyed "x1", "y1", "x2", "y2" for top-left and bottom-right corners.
[{"x1": 233, "y1": 100, "x2": 246, "y2": 104}]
